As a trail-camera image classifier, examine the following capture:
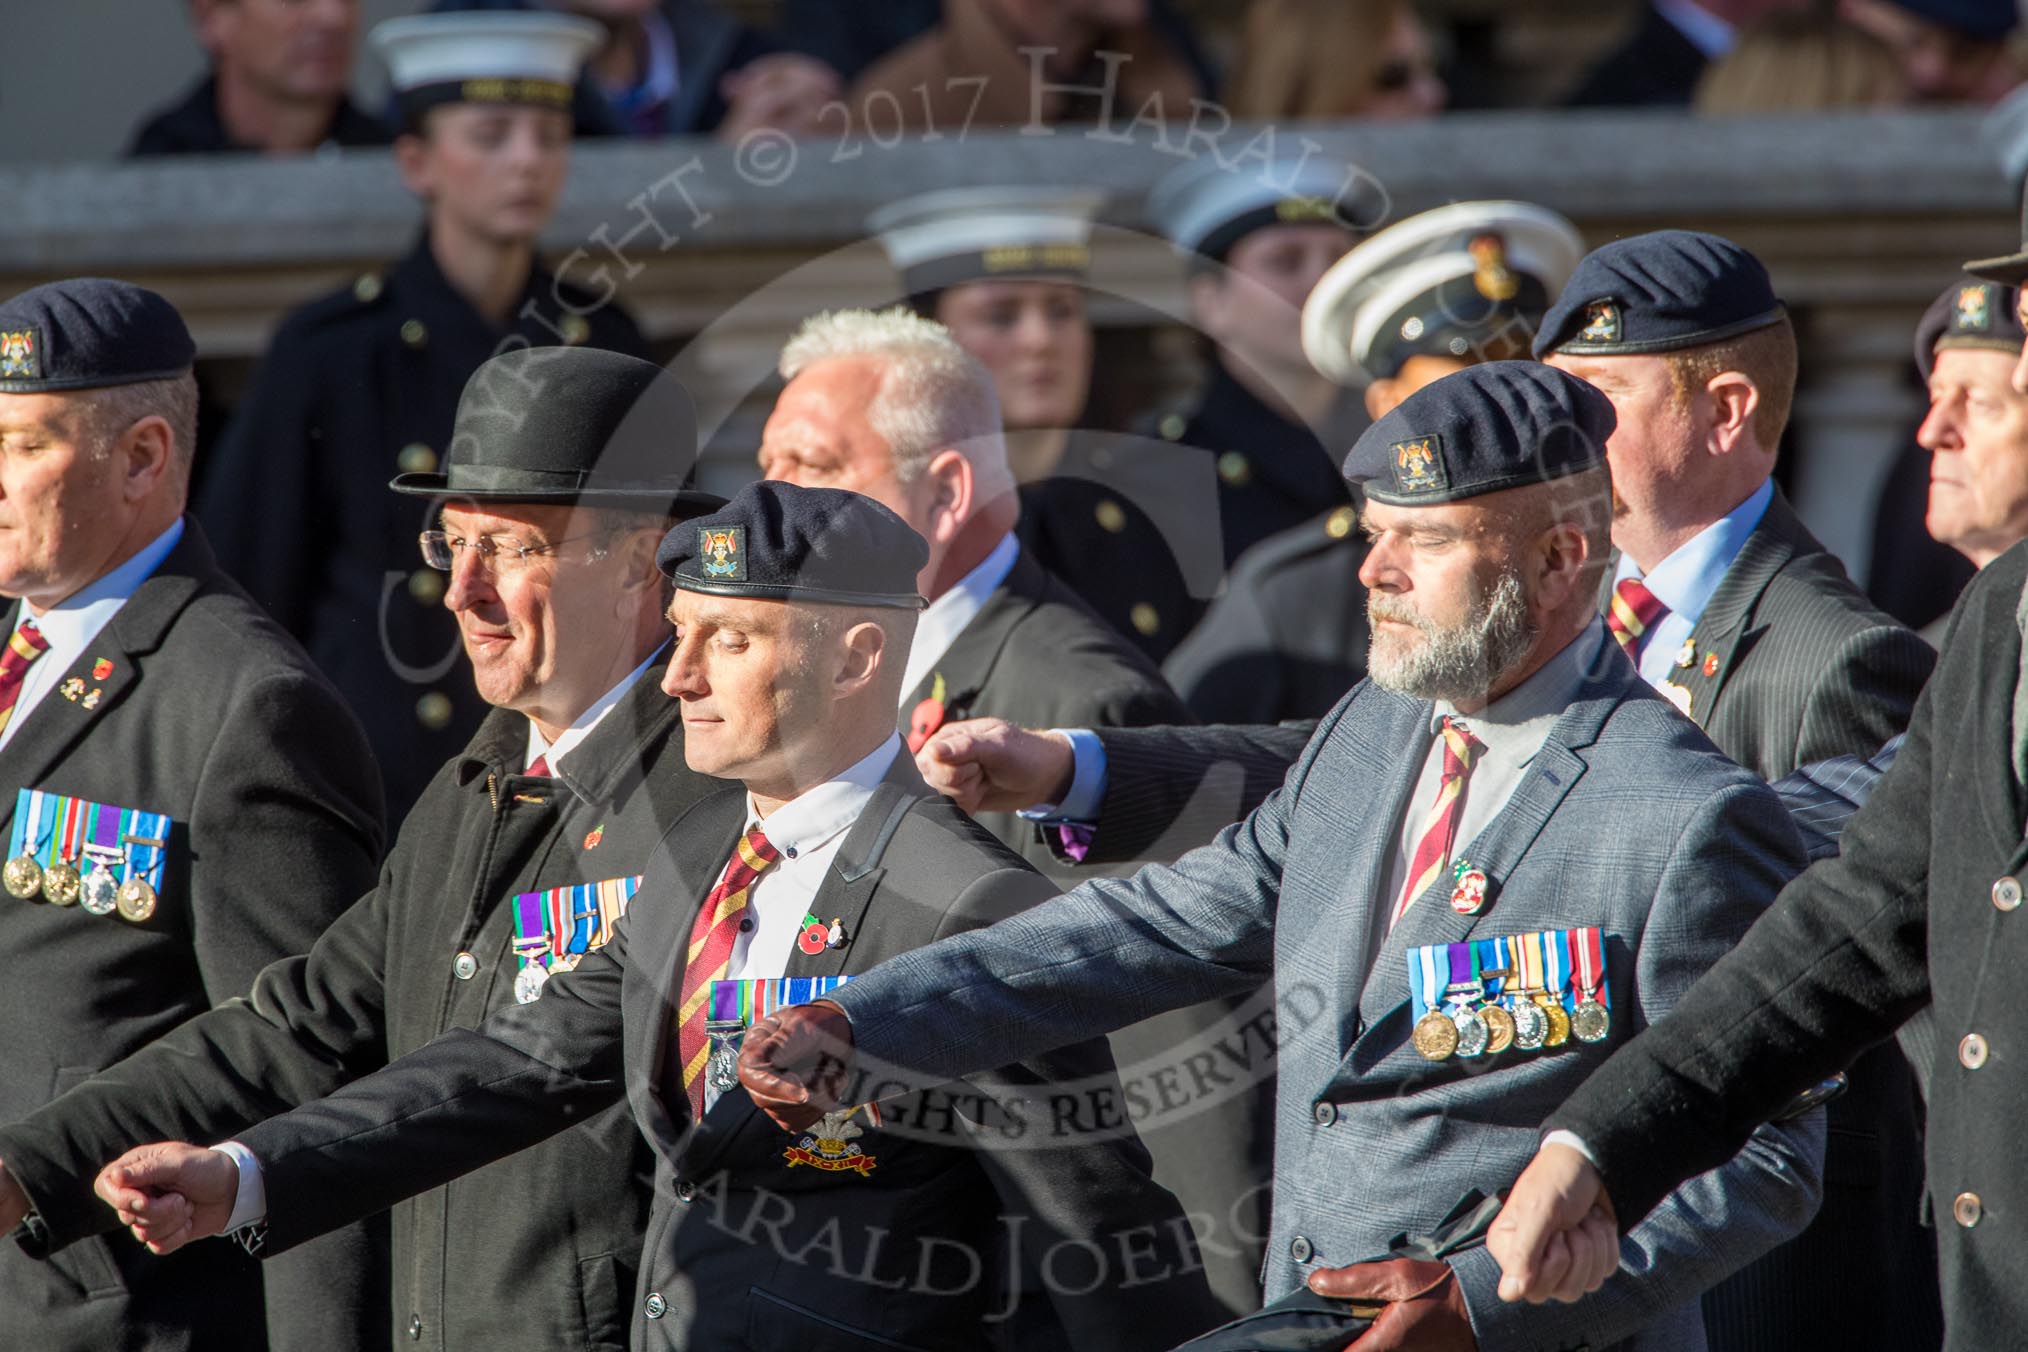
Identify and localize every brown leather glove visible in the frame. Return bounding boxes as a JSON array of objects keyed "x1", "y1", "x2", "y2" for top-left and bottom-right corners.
[
  {"x1": 735, "y1": 998, "x2": 856, "y2": 1132},
  {"x1": 1308, "y1": 1257, "x2": 1477, "y2": 1352}
]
